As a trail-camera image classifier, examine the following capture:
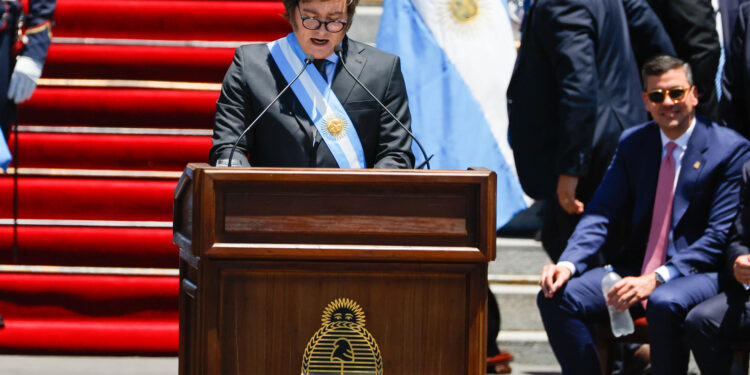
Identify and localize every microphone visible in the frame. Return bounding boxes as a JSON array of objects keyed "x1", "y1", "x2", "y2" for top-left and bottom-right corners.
[
  {"x1": 334, "y1": 45, "x2": 432, "y2": 169},
  {"x1": 226, "y1": 53, "x2": 315, "y2": 167}
]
